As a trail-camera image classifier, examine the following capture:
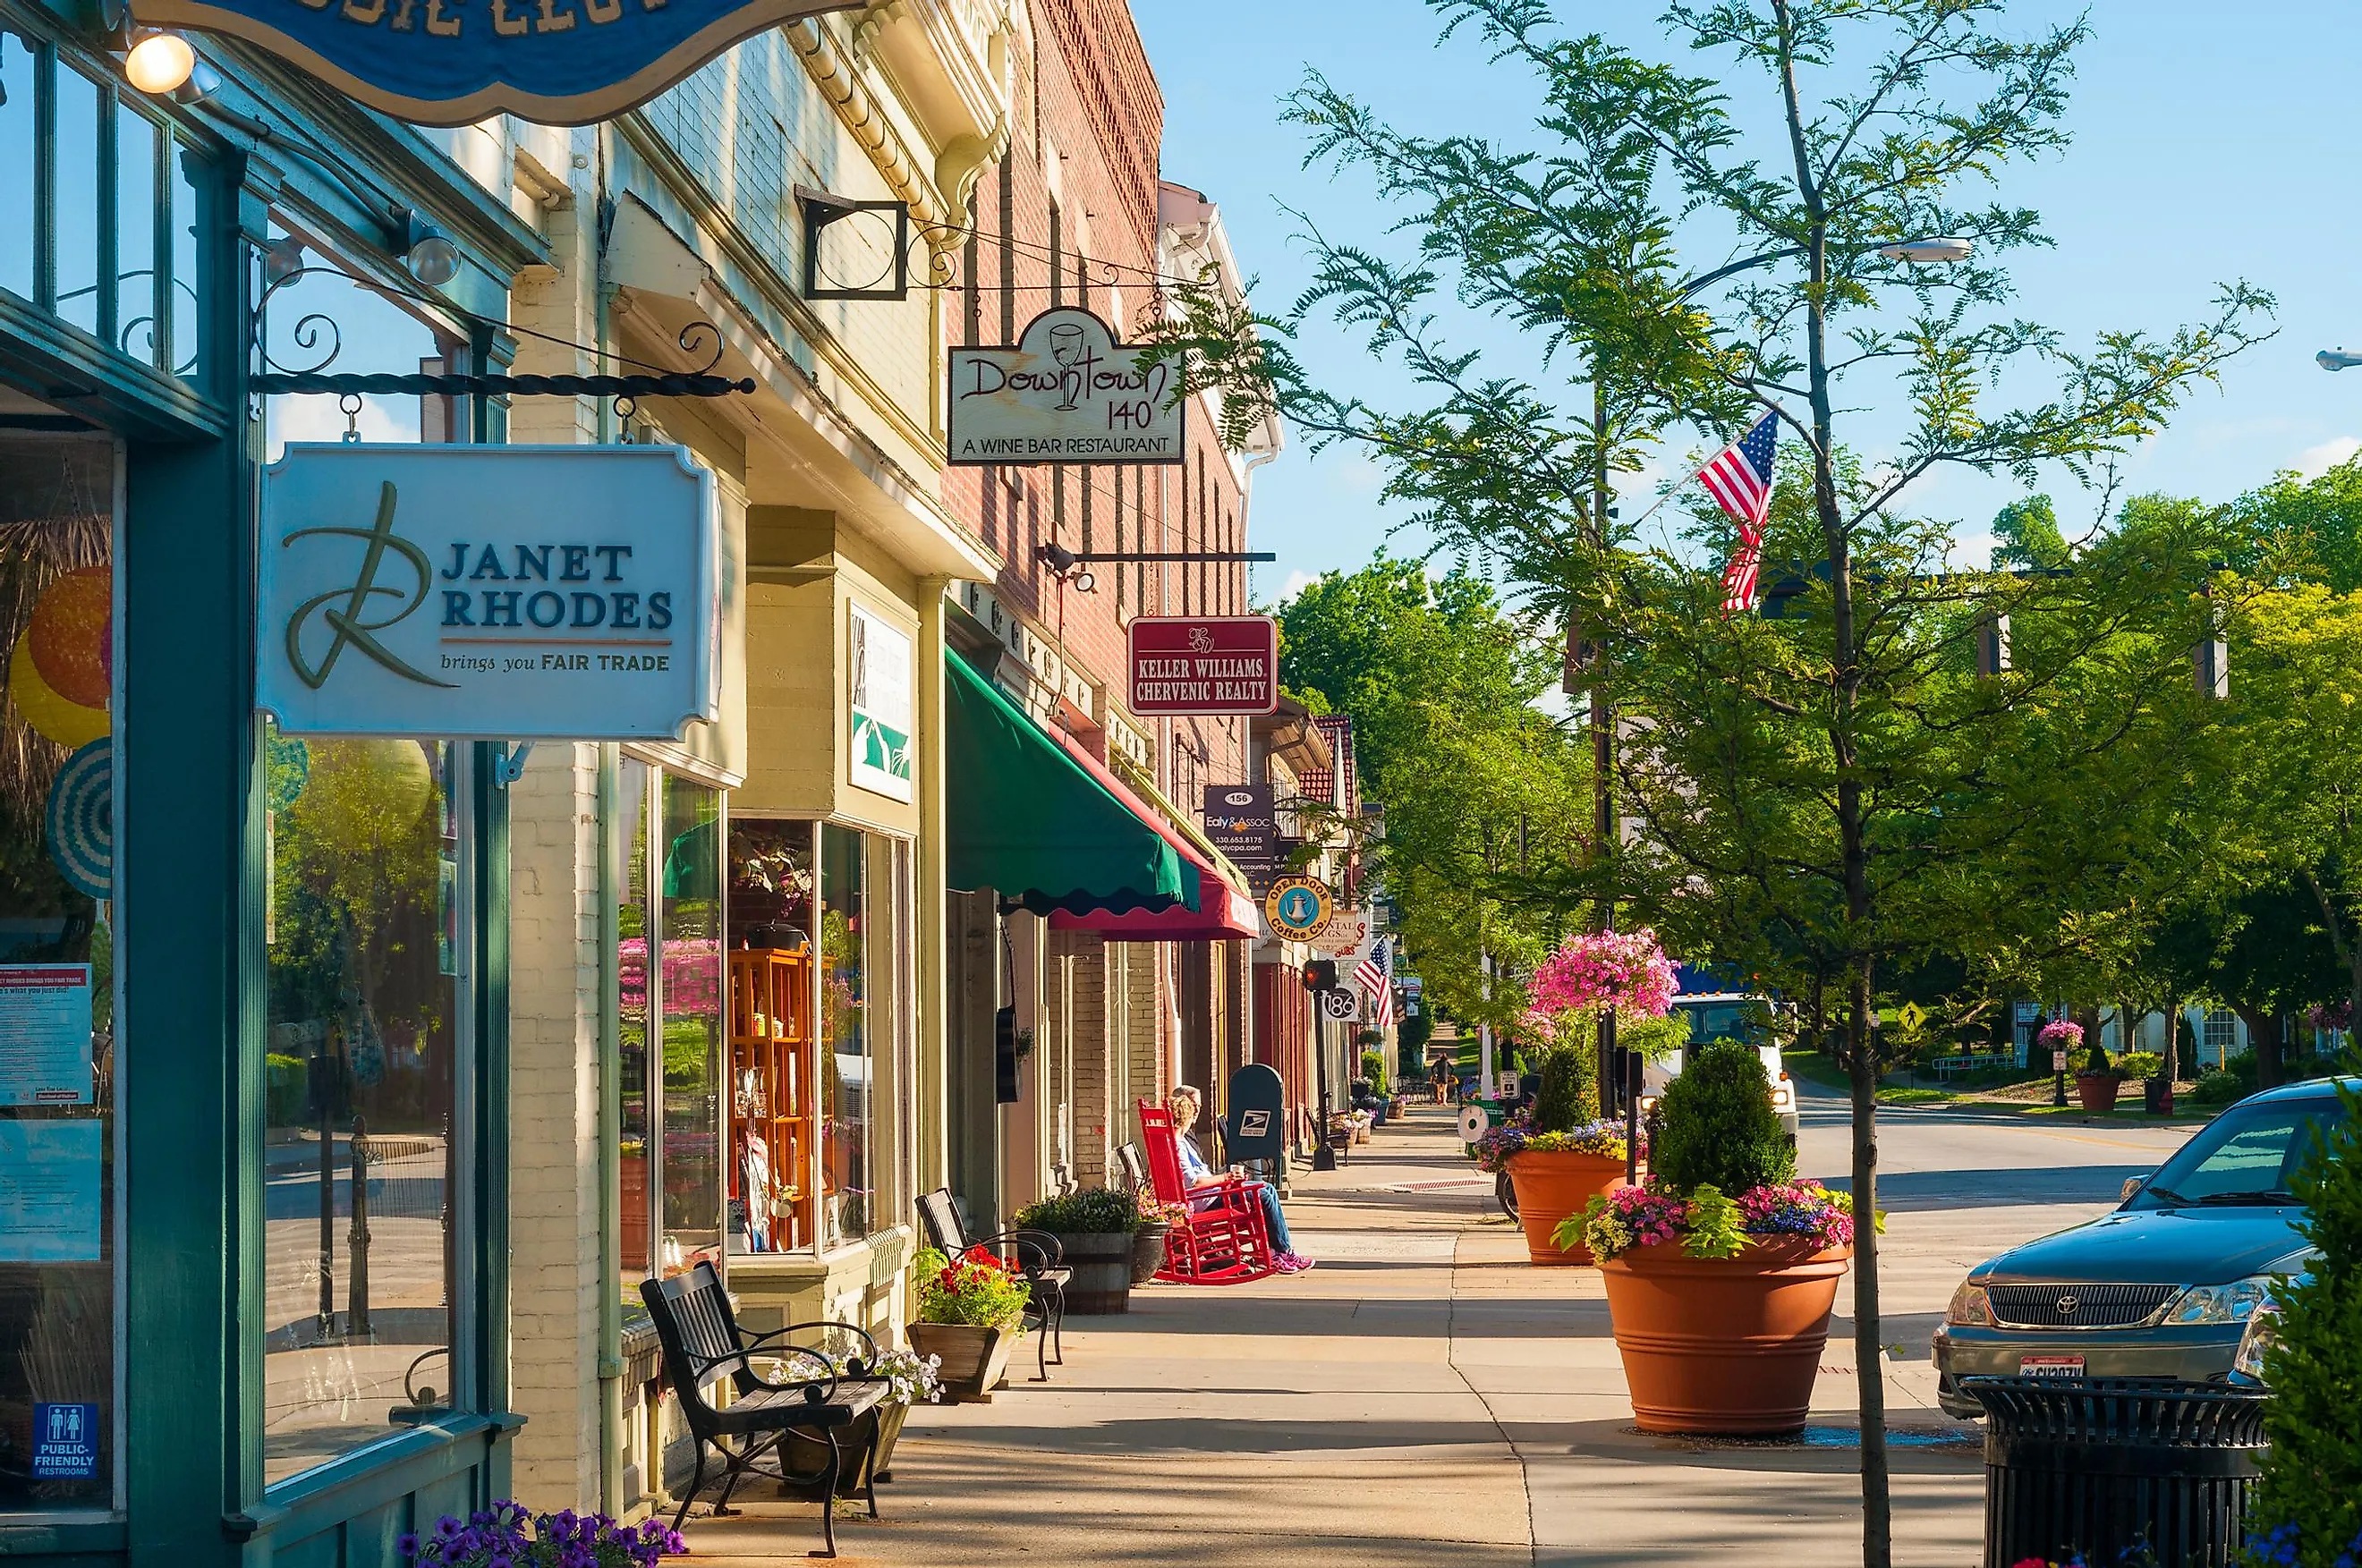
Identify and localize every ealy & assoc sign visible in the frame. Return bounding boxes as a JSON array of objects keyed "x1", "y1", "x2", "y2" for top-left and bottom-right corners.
[
  {"x1": 259, "y1": 444, "x2": 718, "y2": 740},
  {"x1": 137, "y1": 0, "x2": 860, "y2": 125},
  {"x1": 947, "y1": 308, "x2": 1184, "y2": 466}
]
